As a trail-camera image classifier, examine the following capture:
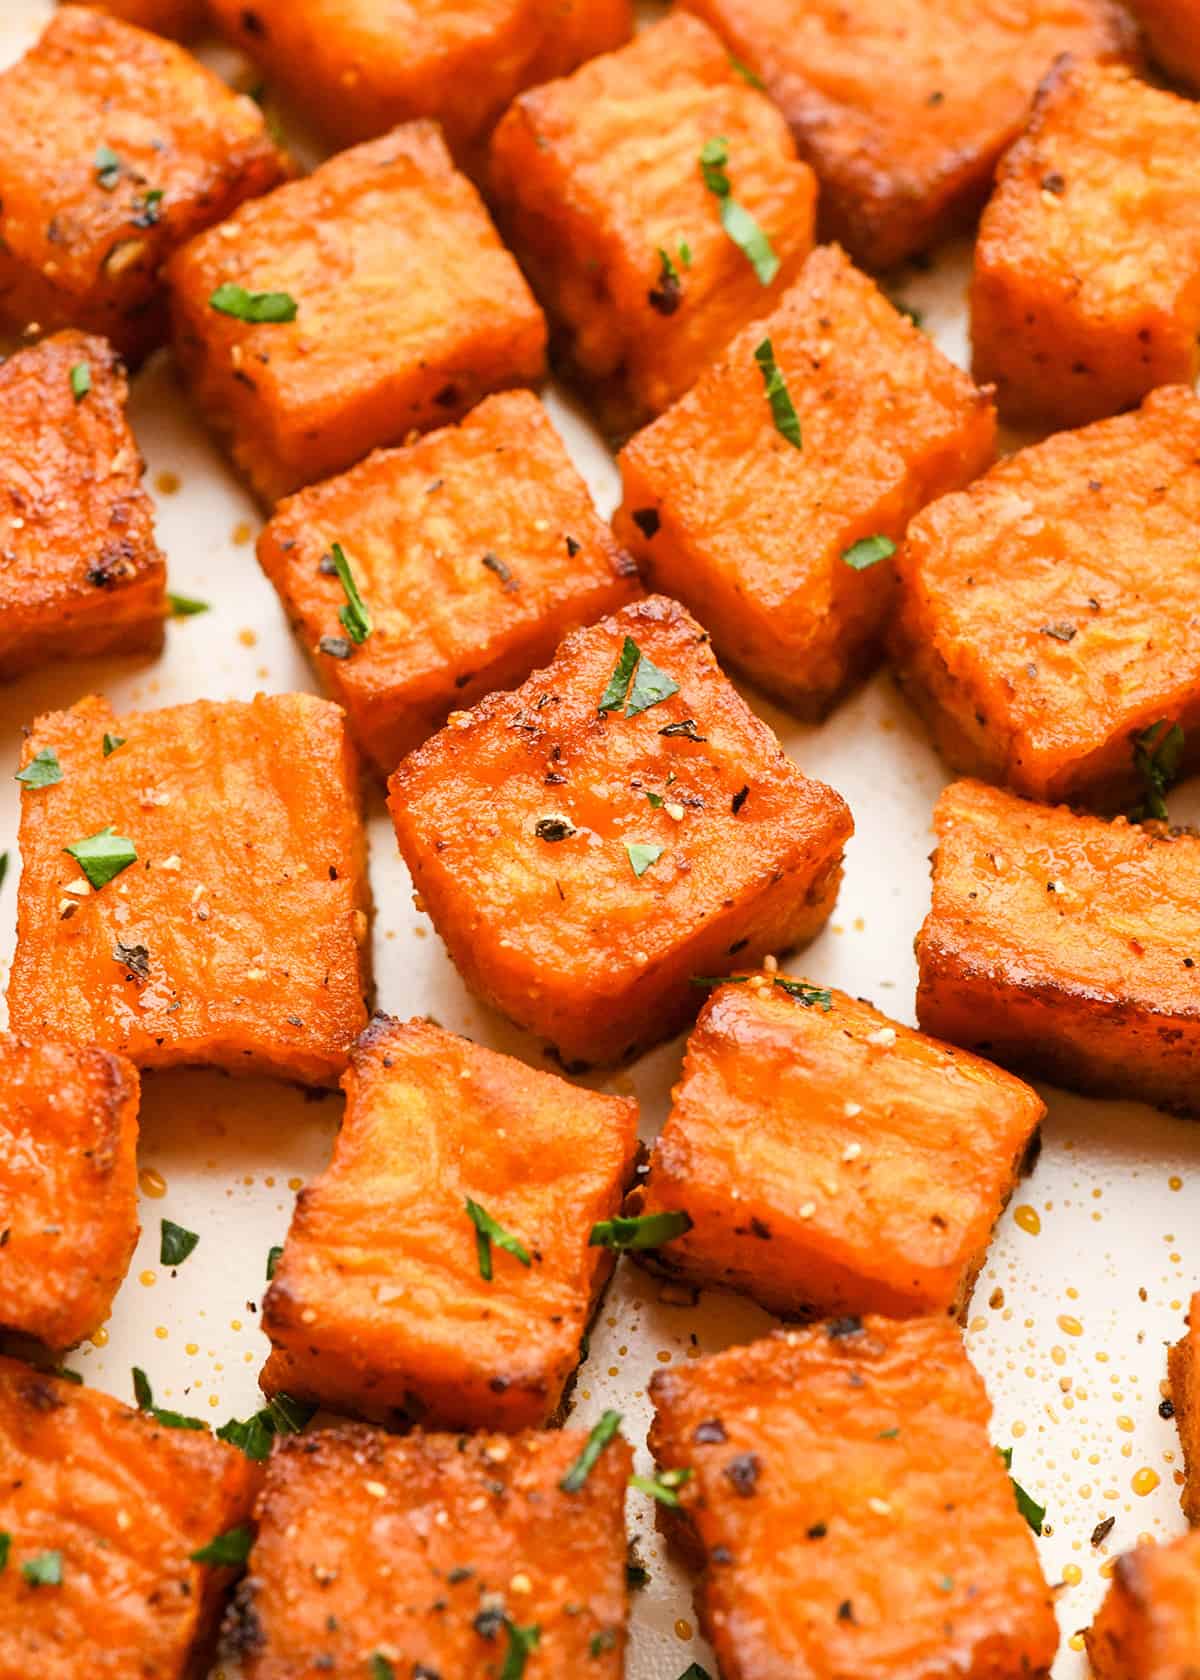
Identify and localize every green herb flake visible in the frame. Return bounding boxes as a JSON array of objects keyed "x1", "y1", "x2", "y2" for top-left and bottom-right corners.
[
  {"x1": 218, "y1": 1392, "x2": 315, "y2": 1461},
  {"x1": 465, "y1": 1197, "x2": 532, "y2": 1282},
  {"x1": 132, "y1": 188, "x2": 164, "y2": 227},
  {"x1": 678, "y1": 241, "x2": 693, "y2": 268},
  {"x1": 629, "y1": 1467, "x2": 692, "y2": 1508},
  {"x1": 190, "y1": 1524, "x2": 253, "y2": 1567},
  {"x1": 500, "y1": 1620, "x2": 541, "y2": 1680},
  {"x1": 561, "y1": 1409, "x2": 624, "y2": 1492},
  {"x1": 167, "y1": 592, "x2": 210, "y2": 617},
  {"x1": 699, "y1": 137, "x2": 779, "y2": 285},
  {"x1": 131, "y1": 1365, "x2": 206, "y2": 1430},
  {"x1": 160, "y1": 1218, "x2": 199, "y2": 1267},
  {"x1": 625, "y1": 840, "x2": 665, "y2": 878},
  {"x1": 877, "y1": 1427, "x2": 900, "y2": 1440},
  {"x1": 843, "y1": 535, "x2": 897, "y2": 572},
  {"x1": 15, "y1": 748, "x2": 63, "y2": 789},
  {"x1": 599, "y1": 636, "x2": 641, "y2": 712},
  {"x1": 680, "y1": 1666, "x2": 714, "y2": 1680},
  {"x1": 691, "y1": 974, "x2": 832, "y2": 1011},
  {"x1": 102, "y1": 733, "x2": 126, "y2": 757},
  {"x1": 209, "y1": 282, "x2": 298, "y2": 323},
  {"x1": 753, "y1": 337, "x2": 802, "y2": 450},
  {"x1": 330, "y1": 542, "x2": 371, "y2": 644},
  {"x1": 0, "y1": 1533, "x2": 9, "y2": 1571},
  {"x1": 0, "y1": 853, "x2": 7, "y2": 890},
  {"x1": 266, "y1": 1244, "x2": 283, "y2": 1281},
  {"x1": 626, "y1": 650, "x2": 680, "y2": 716},
  {"x1": 70, "y1": 361, "x2": 91, "y2": 401},
  {"x1": 63, "y1": 825, "x2": 136, "y2": 890},
  {"x1": 999, "y1": 1447, "x2": 1046, "y2": 1535},
  {"x1": 133, "y1": 1366, "x2": 153, "y2": 1410},
  {"x1": 369, "y1": 1657, "x2": 396, "y2": 1680},
  {"x1": 589, "y1": 1210, "x2": 692, "y2": 1251},
  {"x1": 728, "y1": 53, "x2": 765, "y2": 88},
  {"x1": 1131, "y1": 719, "x2": 1185, "y2": 822},
  {"x1": 22, "y1": 1549, "x2": 63, "y2": 1587},
  {"x1": 93, "y1": 144, "x2": 121, "y2": 190}
]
